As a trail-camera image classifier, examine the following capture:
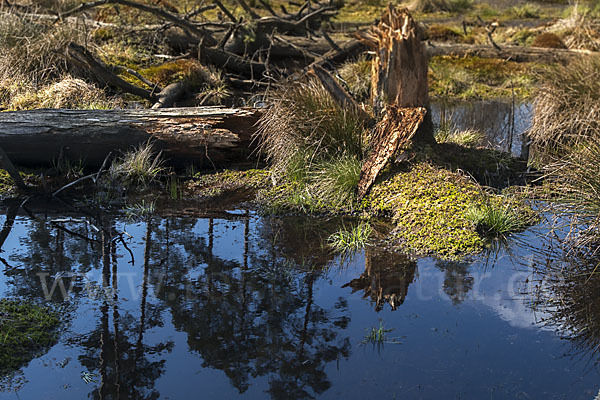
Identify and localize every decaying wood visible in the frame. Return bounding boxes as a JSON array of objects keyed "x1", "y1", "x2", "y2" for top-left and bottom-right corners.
[
  {"x1": 309, "y1": 65, "x2": 372, "y2": 123},
  {"x1": 426, "y1": 41, "x2": 599, "y2": 64},
  {"x1": 0, "y1": 107, "x2": 262, "y2": 167},
  {"x1": 152, "y1": 81, "x2": 186, "y2": 109},
  {"x1": 357, "y1": 6, "x2": 429, "y2": 114},
  {"x1": 357, "y1": 106, "x2": 427, "y2": 199},
  {"x1": 356, "y1": 6, "x2": 433, "y2": 199},
  {"x1": 66, "y1": 43, "x2": 157, "y2": 102}
]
